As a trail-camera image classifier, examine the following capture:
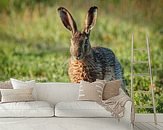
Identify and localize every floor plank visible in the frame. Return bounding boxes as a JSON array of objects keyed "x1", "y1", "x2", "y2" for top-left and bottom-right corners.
[
  {"x1": 133, "y1": 125, "x2": 141, "y2": 130},
  {"x1": 150, "y1": 123, "x2": 163, "y2": 130},
  {"x1": 144, "y1": 122, "x2": 160, "y2": 130},
  {"x1": 135, "y1": 122, "x2": 150, "y2": 130},
  {"x1": 134, "y1": 122, "x2": 163, "y2": 130},
  {"x1": 159, "y1": 123, "x2": 163, "y2": 125},
  {"x1": 158, "y1": 123, "x2": 163, "y2": 127}
]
